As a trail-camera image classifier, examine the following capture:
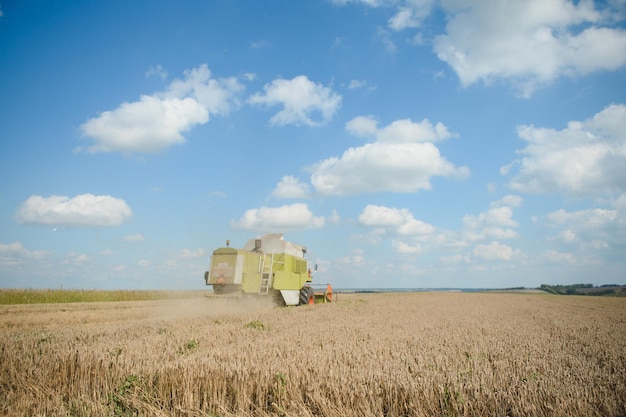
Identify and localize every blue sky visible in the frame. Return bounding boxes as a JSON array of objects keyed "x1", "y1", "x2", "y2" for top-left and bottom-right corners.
[{"x1": 1, "y1": 0, "x2": 626, "y2": 290}]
